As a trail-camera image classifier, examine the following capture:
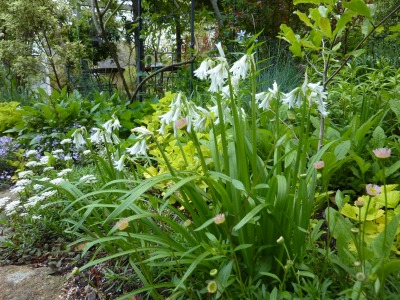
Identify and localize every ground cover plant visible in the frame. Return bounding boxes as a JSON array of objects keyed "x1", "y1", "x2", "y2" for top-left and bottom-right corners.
[{"x1": 0, "y1": 0, "x2": 400, "y2": 299}]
